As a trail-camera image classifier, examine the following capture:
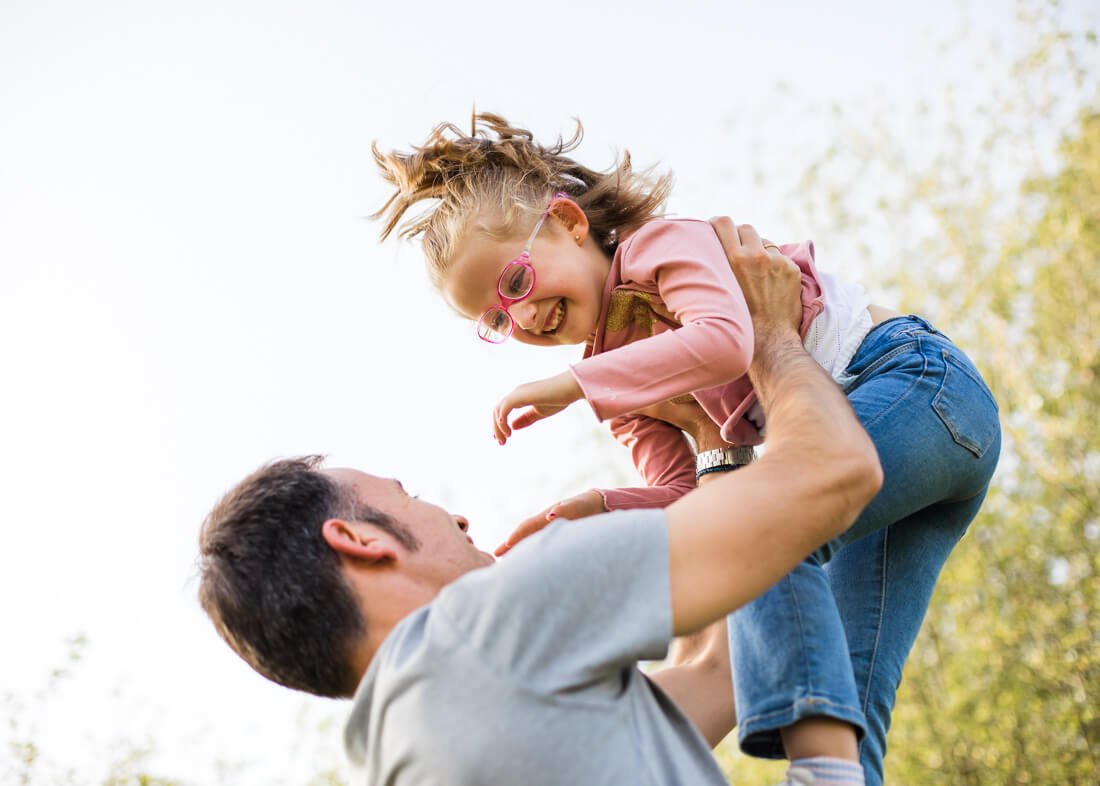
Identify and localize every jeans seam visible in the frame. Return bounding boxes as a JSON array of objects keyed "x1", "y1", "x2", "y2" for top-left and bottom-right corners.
[
  {"x1": 739, "y1": 697, "x2": 866, "y2": 730},
  {"x1": 845, "y1": 339, "x2": 918, "y2": 394},
  {"x1": 788, "y1": 573, "x2": 813, "y2": 700},
  {"x1": 857, "y1": 528, "x2": 889, "y2": 762},
  {"x1": 861, "y1": 337, "x2": 930, "y2": 431}
]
